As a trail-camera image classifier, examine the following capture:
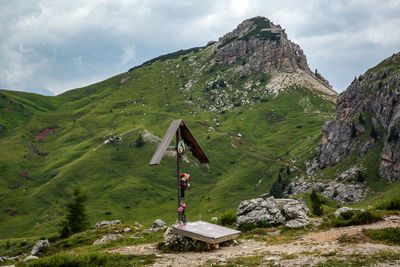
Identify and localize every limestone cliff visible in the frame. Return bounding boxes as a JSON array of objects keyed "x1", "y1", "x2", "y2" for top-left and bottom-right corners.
[
  {"x1": 318, "y1": 52, "x2": 400, "y2": 182},
  {"x1": 212, "y1": 16, "x2": 337, "y2": 100}
]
